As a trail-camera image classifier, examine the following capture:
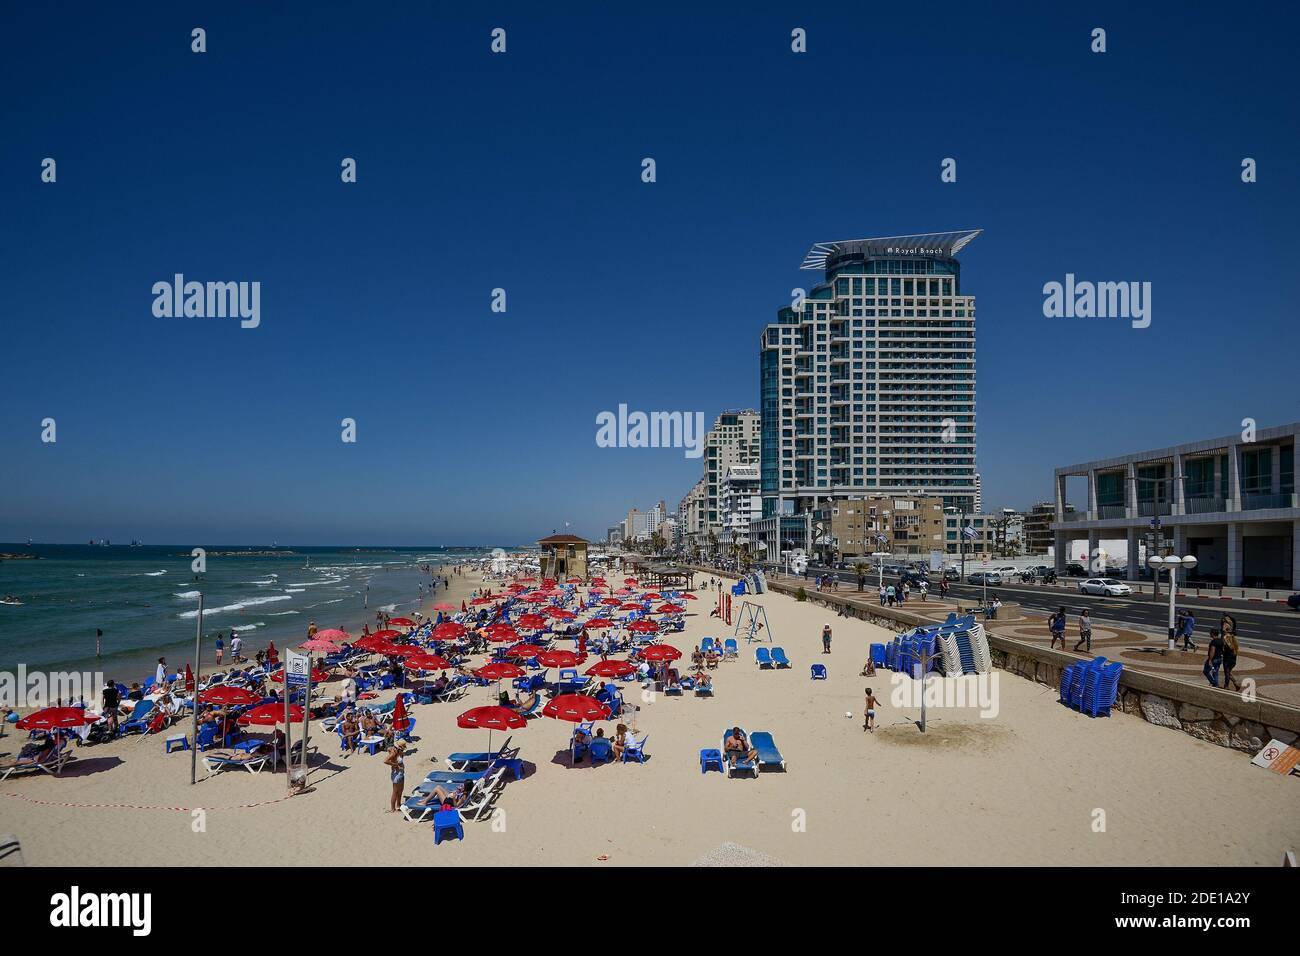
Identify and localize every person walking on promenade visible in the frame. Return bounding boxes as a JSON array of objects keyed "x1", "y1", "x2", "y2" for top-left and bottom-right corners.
[
  {"x1": 1048, "y1": 606, "x2": 1066, "y2": 650},
  {"x1": 939, "y1": 578, "x2": 949, "y2": 600},
  {"x1": 1204, "y1": 629, "x2": 1224, "y2": 687},
  {"x1": 1073, "y1": 609, "x2": 1093, "y2": 653},
  {"x1": 879, "y1": 584, "x2": 887, "y2": 606},
  {"x1": 1221, "y1": 626, "x2": 1241, "y2": 691},
  {"x1": 1180, "y1": 610, "x2": 1197, "y2": 651}
]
